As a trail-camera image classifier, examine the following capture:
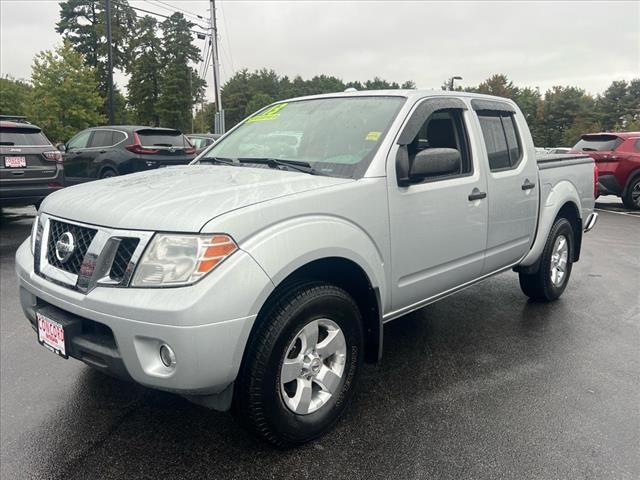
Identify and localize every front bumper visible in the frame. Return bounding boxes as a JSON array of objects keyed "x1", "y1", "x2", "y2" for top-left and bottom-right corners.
[{"x1": 15, "y1": 239, "x2": 274, "y2": 402}]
